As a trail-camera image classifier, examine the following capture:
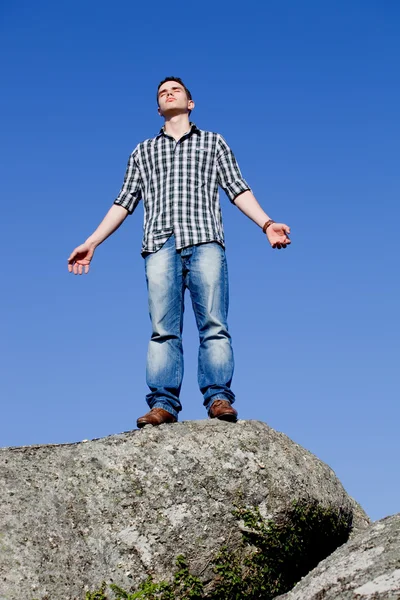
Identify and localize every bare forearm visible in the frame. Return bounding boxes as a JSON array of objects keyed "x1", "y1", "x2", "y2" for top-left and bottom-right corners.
[
  {"x1": 86, "y1": 204, "x2": 129, "y2": 248},
  {"x1": 233, "y1": 190, "x2": 271, "y2": 229}
]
